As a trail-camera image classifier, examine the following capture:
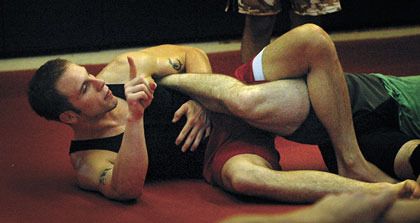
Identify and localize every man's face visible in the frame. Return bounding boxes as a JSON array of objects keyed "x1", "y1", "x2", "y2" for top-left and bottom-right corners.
[{"x1": 56, "y1": 63, "x2": 118, "y2": 119}]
